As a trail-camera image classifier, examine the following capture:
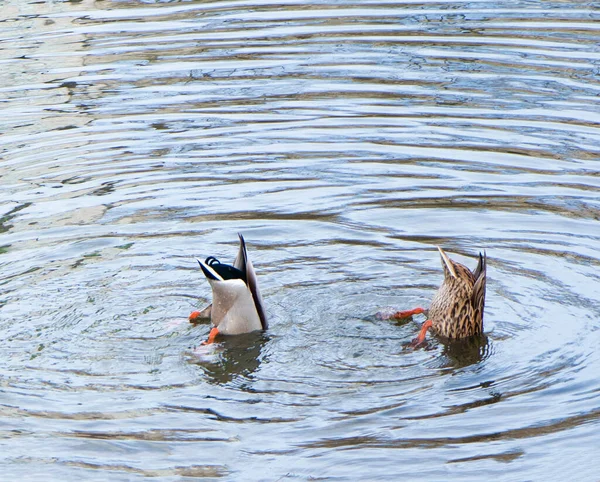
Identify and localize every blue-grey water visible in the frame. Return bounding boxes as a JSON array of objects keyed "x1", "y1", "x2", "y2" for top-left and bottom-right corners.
[{"x1": 1, "y1": 0, "x2": 600, "y2": 480}]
